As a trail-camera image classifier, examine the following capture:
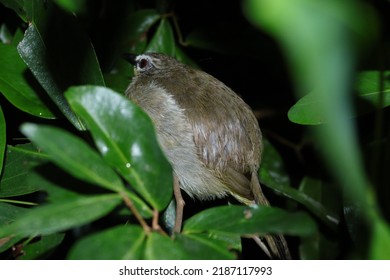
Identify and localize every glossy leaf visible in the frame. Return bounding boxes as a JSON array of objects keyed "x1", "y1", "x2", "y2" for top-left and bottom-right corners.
[
  {"x1": 23, "y1": 0, "x2": 104, "y2": 89},
  {"x1": 144, "y1": 232, "x2": 189, "y2": 260},
  {"x1": 21, "y1": 123, "x2": 126, "y2": 193},
  {"x1": 0, "y1": 44, "x2": 55, "y2": 118},
  {"x1": 103, "y1": 9, "x2": 160, "y2": 93},
  {"x1": 17, "y1": 25, "x2": 84, "y2": 129},
  {"x1": 145, "y1": 18, "x2": 175, "y2": 56},
  {"x1": 19, "y1": 233, "x2": 65, "y2": 260},
  {"x1": 0, "y1": 144, "x2": 48, "y2": 198},
  {"x1": 53, "y1": 0, "x2": 87, "y2": 14},
  {"x1": 17, "y1": 1, "x2": 105, "y2": 130},
  {"x1": 65, "y1": 86, "x2": 173, "y2": 211},
  {"x1": 0, "y1": 106, "x2": 5, "y2": 175},
  {"x1": 0, "y1": 194, "x2": 122, "y2": 238},
  {"x1": 123, "y1": 9, "x2": 161, "y2": 47},
  {"x1": 68, "y1": 225, "x2": 145, "y2": 260},
  {"x1": 260, "y1": 140, "x2": 339, "y2": 228},
  {"x1": 183, "y1": 205, "x2": 316, "y2": 237}
]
